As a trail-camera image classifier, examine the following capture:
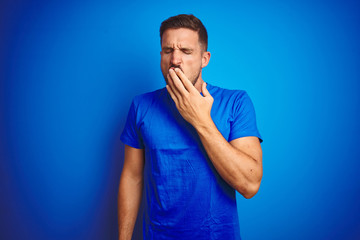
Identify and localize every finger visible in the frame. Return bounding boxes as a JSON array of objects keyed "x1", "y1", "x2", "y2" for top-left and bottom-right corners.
[
  {"x1": 166, "y1": 84, "x2": 179, "y2": 104},
  {"x1": 201, "y1": 82, "x2": 211, "y2": 97},
  {"x1": 169, "y1": 69, "x2": 188, "y2": 96},
  {"x1": 174, "y1": 68, "x2": 197, "y2": 94},
  {"x1": 167, "y1": 72, "x2": 182, "y2": 97}
]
